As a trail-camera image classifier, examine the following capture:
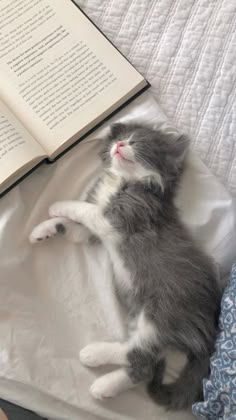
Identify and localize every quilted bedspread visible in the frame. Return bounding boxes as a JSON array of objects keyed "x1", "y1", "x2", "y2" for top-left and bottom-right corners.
[{"x1": 77, "y1": 0, "x2": 236, "y2": 194}]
